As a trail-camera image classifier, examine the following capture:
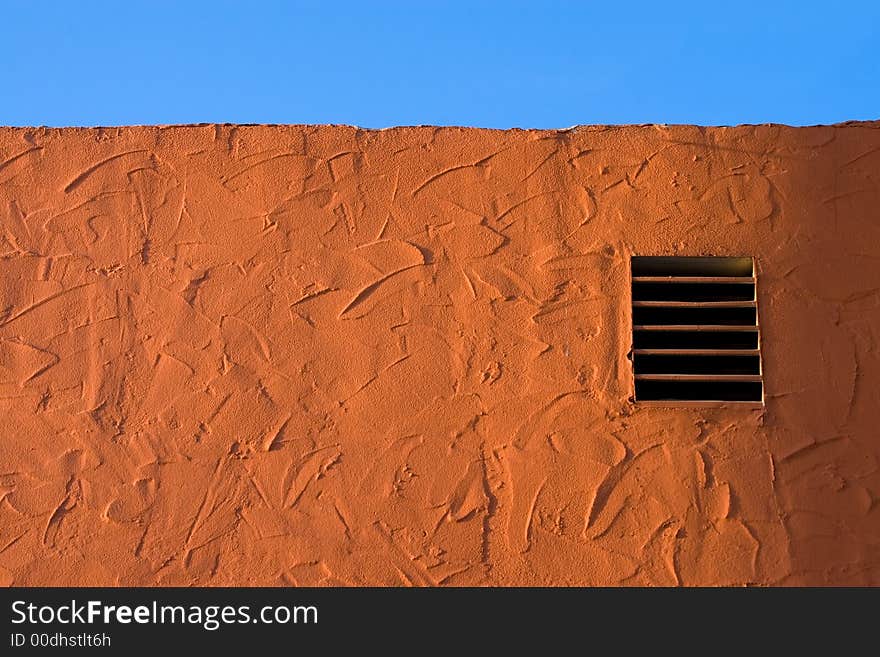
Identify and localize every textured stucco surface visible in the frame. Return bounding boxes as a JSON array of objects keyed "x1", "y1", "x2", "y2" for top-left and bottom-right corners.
[{"x1": 0, "y1": 123, "x2": 878, "y2": 586}]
